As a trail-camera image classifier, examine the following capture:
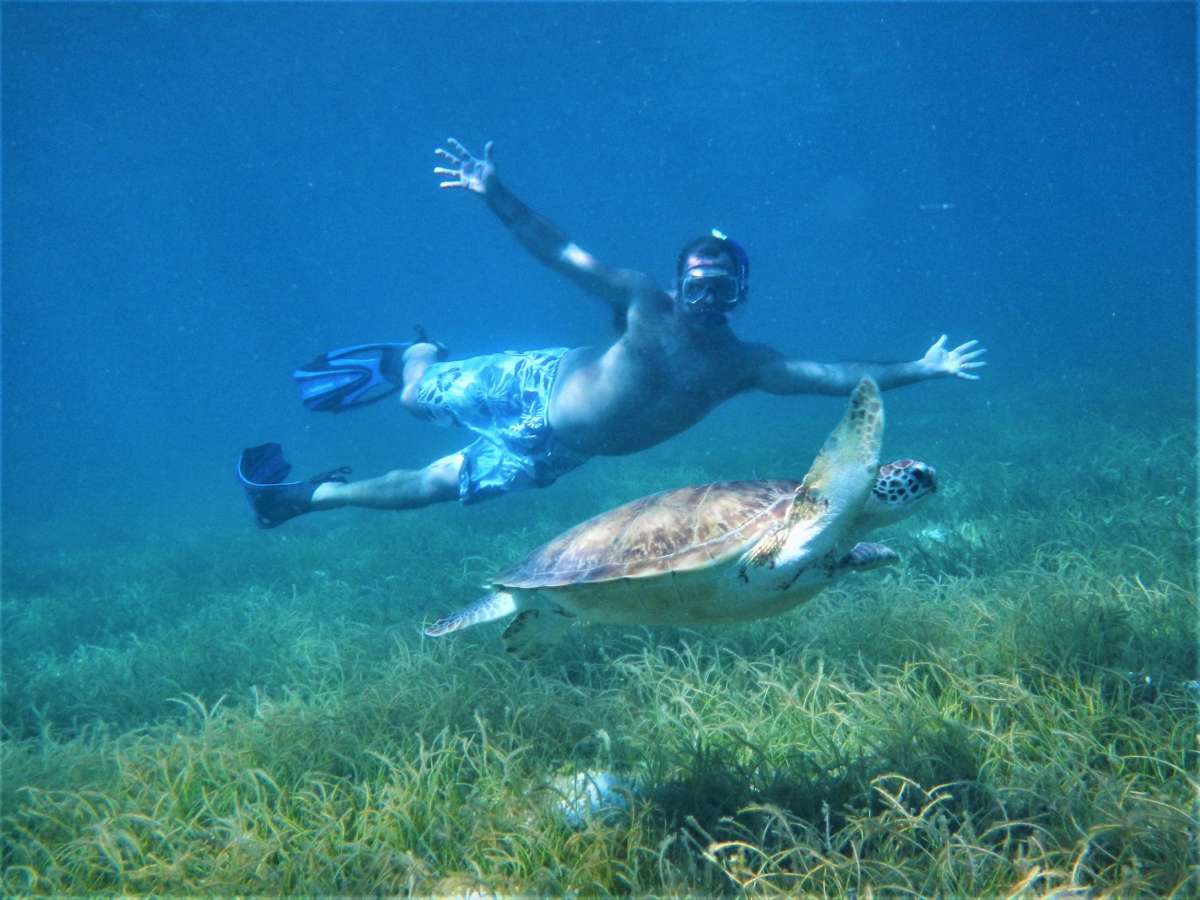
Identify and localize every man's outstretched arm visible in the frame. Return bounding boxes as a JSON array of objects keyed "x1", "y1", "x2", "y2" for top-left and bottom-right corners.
[
  {"x1": 754, "y1": 335, "x2": 988, "y2": 395},
  {"x1": 434, "y1": 138, "x2": 648, "y2": 310}
]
